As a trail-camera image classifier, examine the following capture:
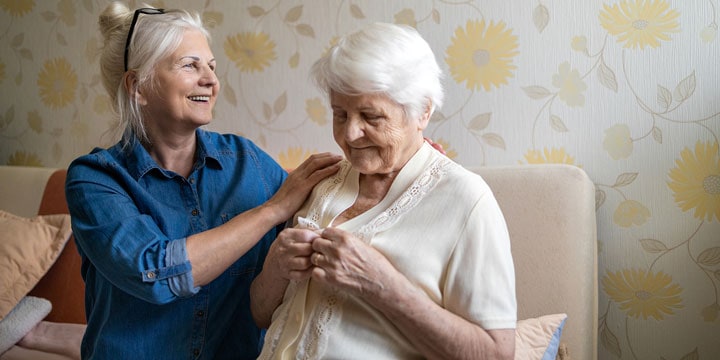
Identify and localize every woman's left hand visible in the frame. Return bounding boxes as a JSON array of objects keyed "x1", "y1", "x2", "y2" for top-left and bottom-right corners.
[{"x1": 309, "y1": 227, "x2": 397, "y2": 298}]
